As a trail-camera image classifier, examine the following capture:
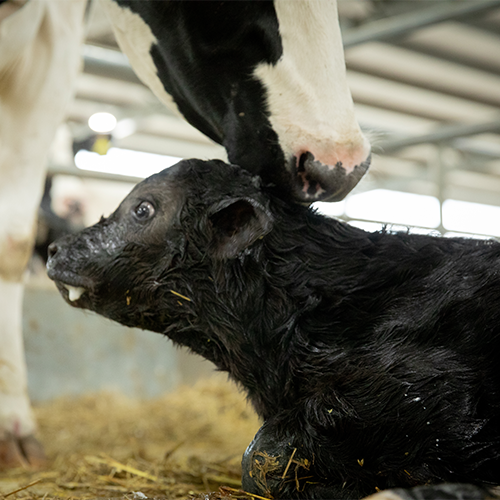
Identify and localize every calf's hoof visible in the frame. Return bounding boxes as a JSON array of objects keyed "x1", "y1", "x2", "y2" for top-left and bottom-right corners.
[
  {"x1": 242, "y1": 423, "x2": 312, "y2": 499},
  {"x1": 0, "y1": 434, "x2": 47, "y2": 470}
]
